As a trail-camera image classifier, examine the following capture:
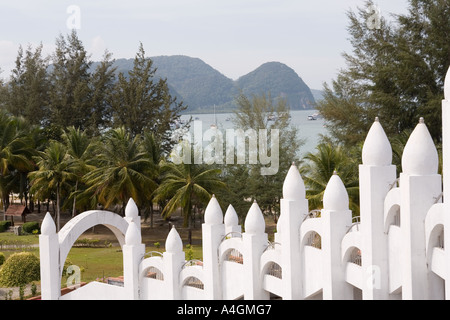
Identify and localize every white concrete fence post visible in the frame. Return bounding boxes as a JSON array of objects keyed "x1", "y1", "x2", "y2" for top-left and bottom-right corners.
[
  {"x1": 359, "y1": 117, "x2": 397, "y2": 299},
  {"x1": 277, "y1": 163, "x2": 308, "y2": 299},
  {"x1": 164, "y1": 226, "x2": 185, "y2": 299},
  {"x1": 123, "y1": 219, "x2": 145, "y2": 300},
  {"x1": 400, "y1": 118, "x2": 441, "y2": 299},
  {"x1": 321, "y1": 173, "x2": 353, "y2": 299},
  {"x1": 39, "y1": 212, "x2": 61, "y2": 300},
  {"x1": 243, "y1": 200, "x2": 269, "y2": 300},
  {"x1": 443, "y1": 66, "x2": 450, "y2": 299},
  {"x1": 202, "y1": 195, "x2": 225, "y2": 299}
]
